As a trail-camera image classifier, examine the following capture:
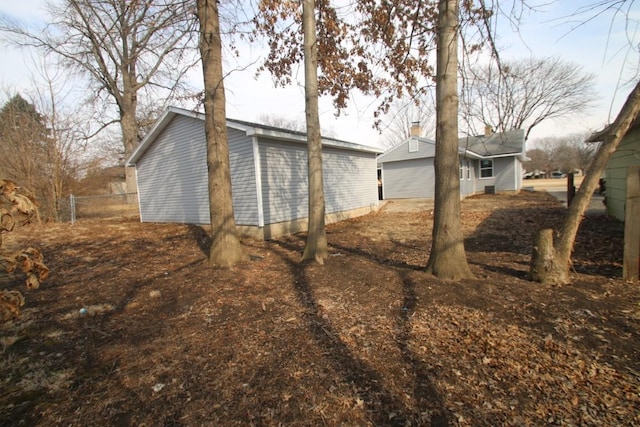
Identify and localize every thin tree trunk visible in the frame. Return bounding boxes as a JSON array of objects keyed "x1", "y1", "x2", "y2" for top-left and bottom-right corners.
[
  {"x1": 529, "y1": 79, "x2": 640, "y2": 284},
  {"x1": 425, "y1": 0, "x2": 474, "y2": 280},
  {"x1": 121, "y1": 73, "x2": 139, "y2": 196},
  {"x1": 196, "y1": 0, "x2": 247, "y2": 268},
  {"x1": 301, "y1": 0, "x2": 328, "y2": 264}
]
